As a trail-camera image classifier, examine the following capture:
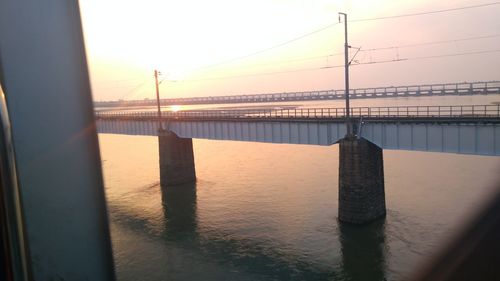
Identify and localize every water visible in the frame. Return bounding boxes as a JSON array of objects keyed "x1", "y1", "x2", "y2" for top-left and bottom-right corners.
[{"x1": 99, "y1": 129, "x2": 500, "y2": 280}]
